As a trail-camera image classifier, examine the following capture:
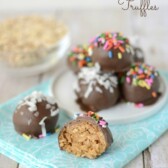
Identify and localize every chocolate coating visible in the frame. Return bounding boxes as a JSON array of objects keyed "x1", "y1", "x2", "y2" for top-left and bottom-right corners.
[
  {"x1": 13, "y1": 92, "x2": 59, "y2": 138},
  {"x1": 122, "y1": 77, "x2": 160, "y2": 105},
  {"x1": 90, "y1": 32, "x2": 134, "y2": 72},
  {"x1": 75, "y1": 64, "x2": 119, "y2": 111},
  {"x1": 92, "y1": 45, "x2": 133, "y2": 72},
  {"x1": 58, "y1": 112, "x2": 113, "y2": 159},
  {"x1": 67, "y1": 59, "x2": 80, "y2": 74},
  {"x1": 76, "y1": 81, "x2": 119, "y2": 111},
  {"x1": 67, "y1": 45, "x2": 93, "y2": 74},
  {"x1": 122, "y1": 64, "x2": 160, "y2": 105}
]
